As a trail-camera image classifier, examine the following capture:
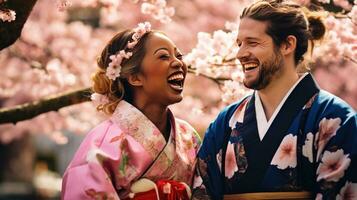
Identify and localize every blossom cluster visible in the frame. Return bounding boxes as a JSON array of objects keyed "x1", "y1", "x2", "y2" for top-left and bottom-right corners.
[
  {"x1": 141, "y1": 0, "x2": 175, "y2": 23},
  {"x1": 184, "y1": 22, "x2": 251, "y2": 103},
  {"x1": 56, "y1": 0, "x2": 72, "y2": 11},
  {"x1": 0, "y1": 0, "x2": 356, "y2": 145}
]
